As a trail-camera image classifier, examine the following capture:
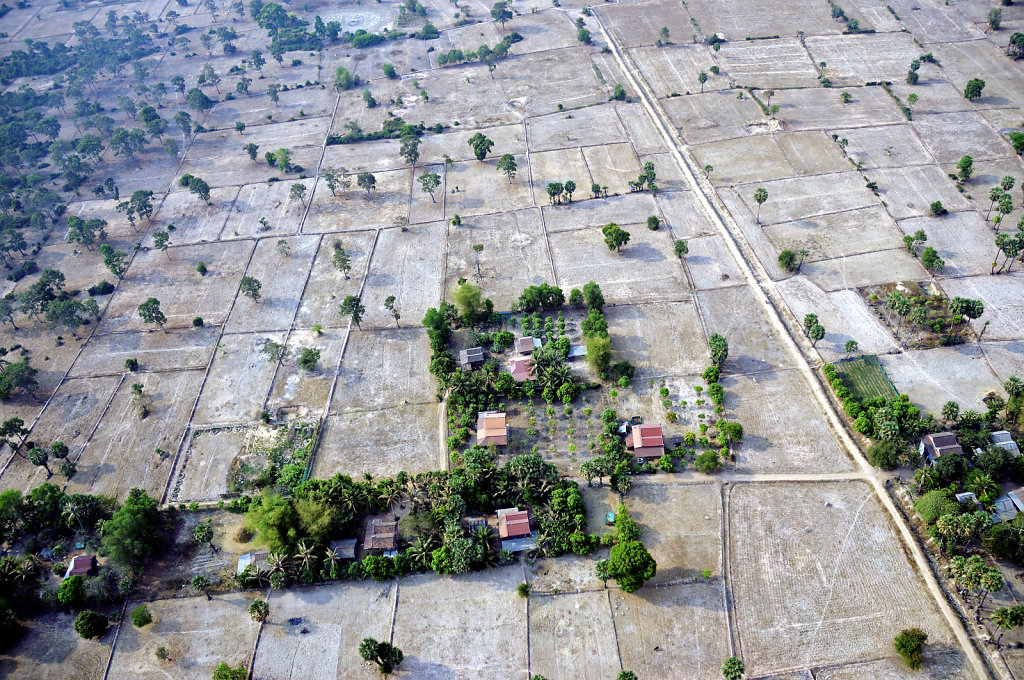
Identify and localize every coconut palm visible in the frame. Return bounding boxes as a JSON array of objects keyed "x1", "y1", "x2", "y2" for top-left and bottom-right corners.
[
  {"x1": 967, "y1": 472, "x2": 1000, "y2": 503},
  {"x1": 379, "y1": 484, "x2": 403, "y2": 513},
  {"x1": 406, "y1": 535, "x2": 438, "y2": 569},
  {"x1": 539, "y1": 364, "x2": 571, "y2": 392},
  {"x1": 978, "y1": 568, "x2": 1005, "y2": 610}
]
